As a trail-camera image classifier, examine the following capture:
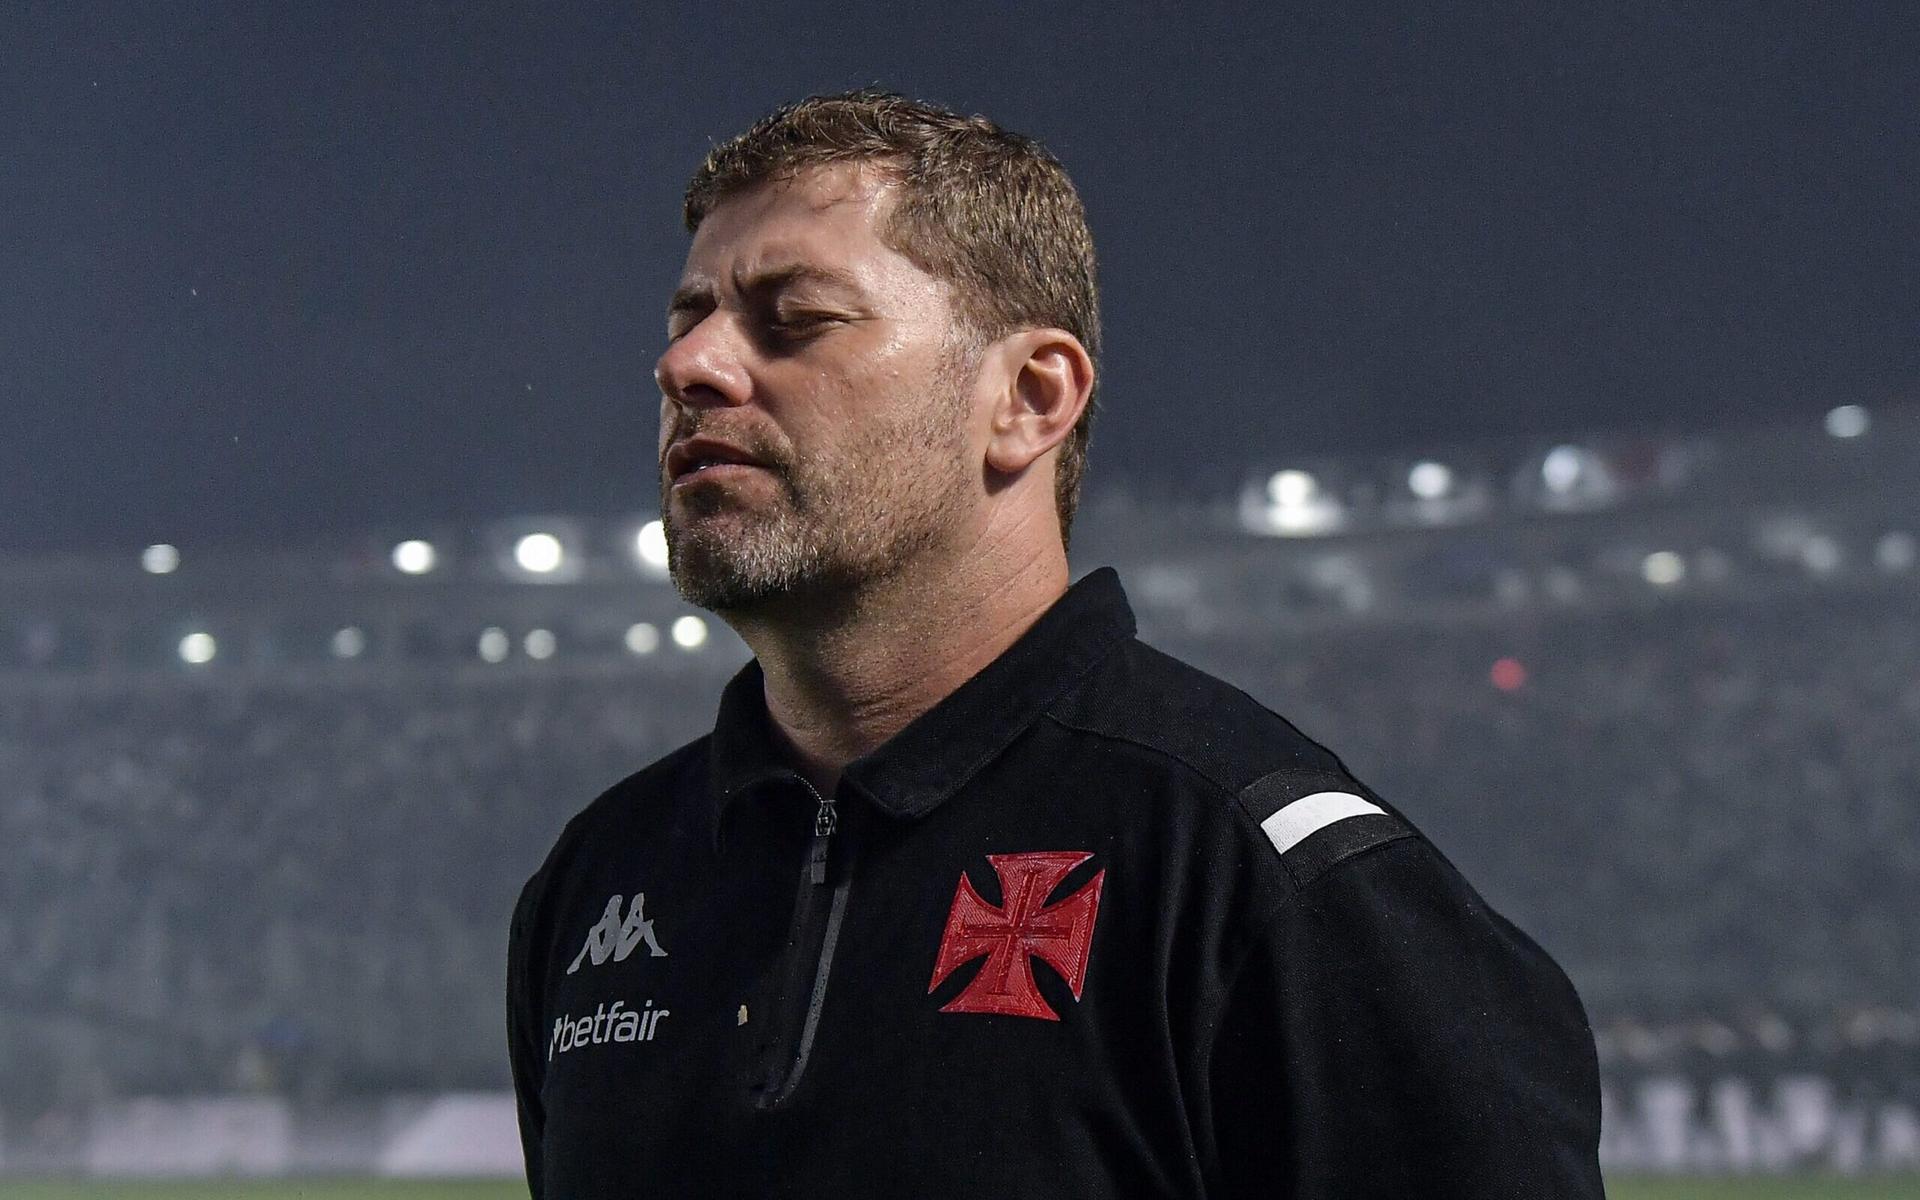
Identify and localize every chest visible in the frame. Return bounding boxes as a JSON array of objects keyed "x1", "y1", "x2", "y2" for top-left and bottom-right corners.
[{"x1": 534, "y1": 795, "x2": 1206, "y2": 1197}]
